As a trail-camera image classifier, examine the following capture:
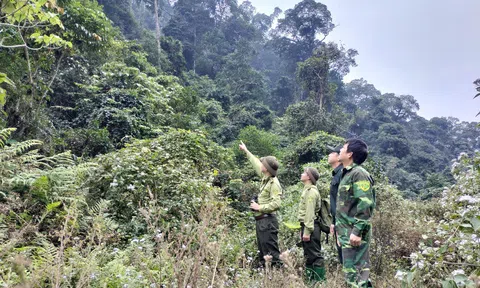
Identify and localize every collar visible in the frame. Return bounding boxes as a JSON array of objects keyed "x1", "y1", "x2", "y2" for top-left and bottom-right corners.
[
  {"x1": 262, "y1": 175, "x2": 275, "y2": 183},
  {"x1": 303, "y1": 183, "x2": 316, "y2": 191},
  {"x1": 342, "y1": 163, "x2": 358, "y2": 175},
  {"x1": 332, "y1": 164, "x2": 343, "y2": 176}
]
